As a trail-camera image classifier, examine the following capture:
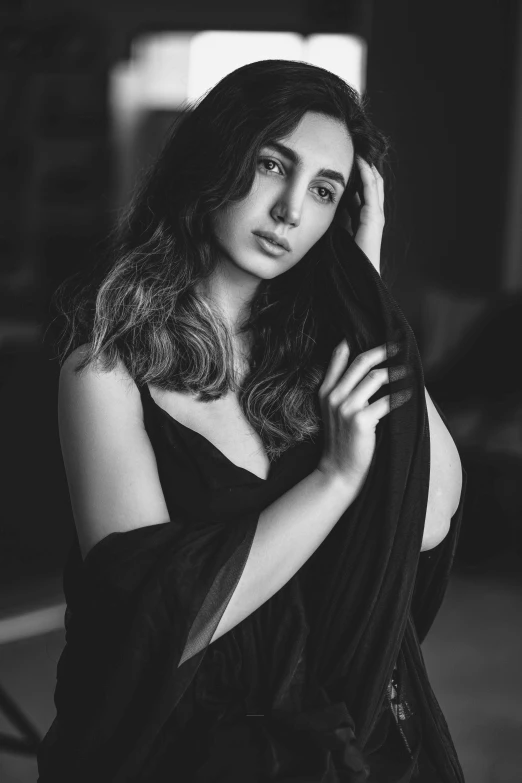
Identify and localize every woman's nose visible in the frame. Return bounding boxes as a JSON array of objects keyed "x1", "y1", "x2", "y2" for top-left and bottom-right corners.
[{"x1": 270, "y1": 188, "x2": 303, "y2": 227}]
